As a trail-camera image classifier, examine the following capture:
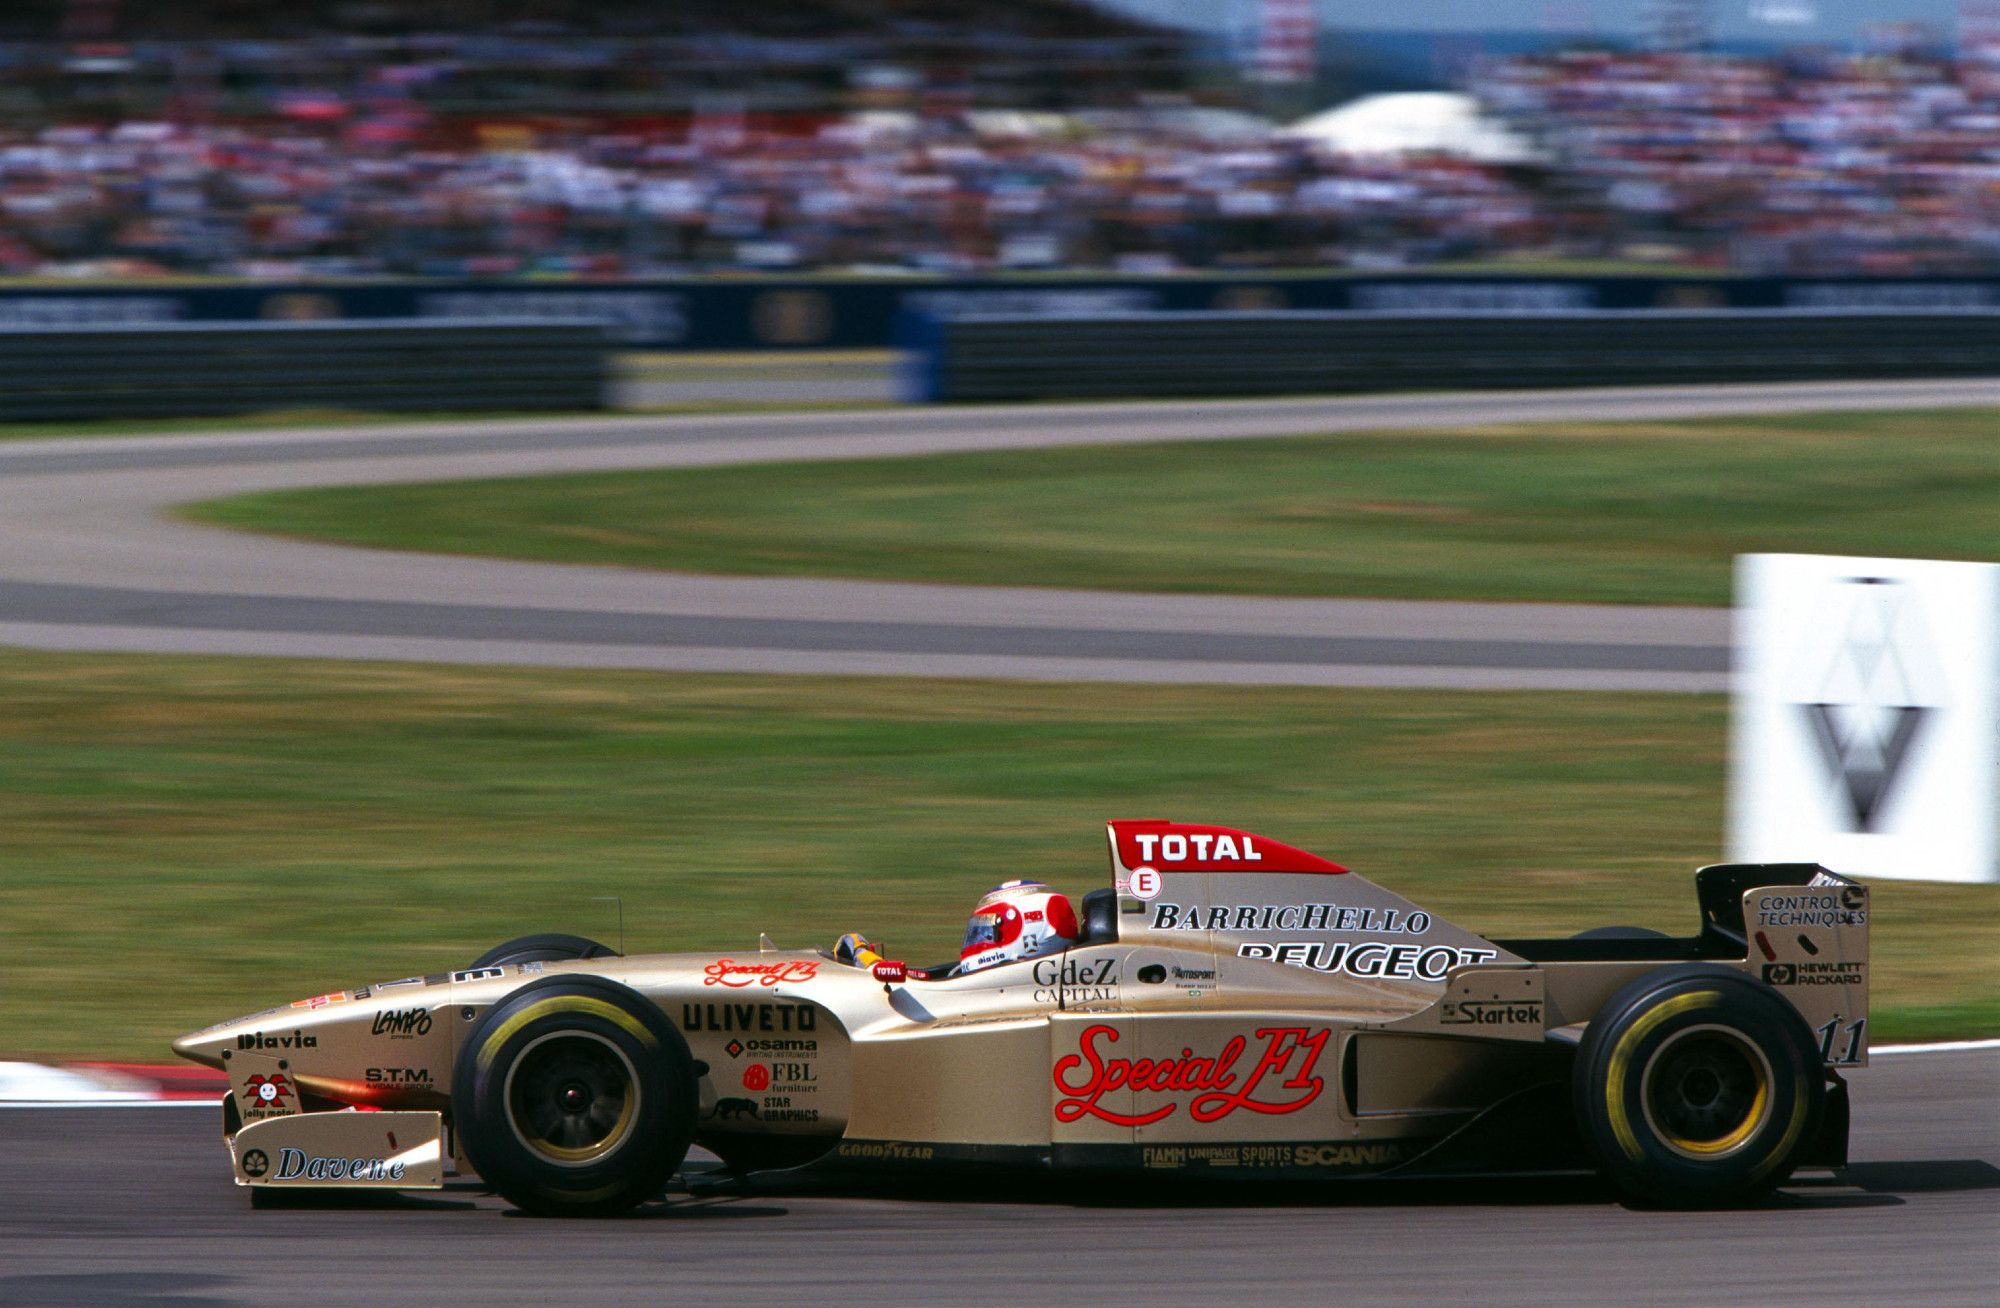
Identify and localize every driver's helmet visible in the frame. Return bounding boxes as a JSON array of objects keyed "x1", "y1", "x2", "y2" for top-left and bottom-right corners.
[{"x1": 959, "y1": 880, "x2": 1079, "y2": 972}]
